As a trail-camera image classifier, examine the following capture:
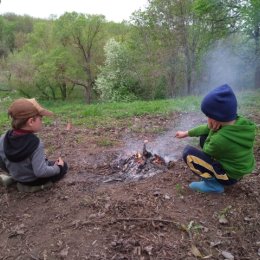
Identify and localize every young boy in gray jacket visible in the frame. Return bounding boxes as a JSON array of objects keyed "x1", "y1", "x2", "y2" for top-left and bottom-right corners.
[{"x1": 0, "y1": 98, "x2": 68, "y2": 190}]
